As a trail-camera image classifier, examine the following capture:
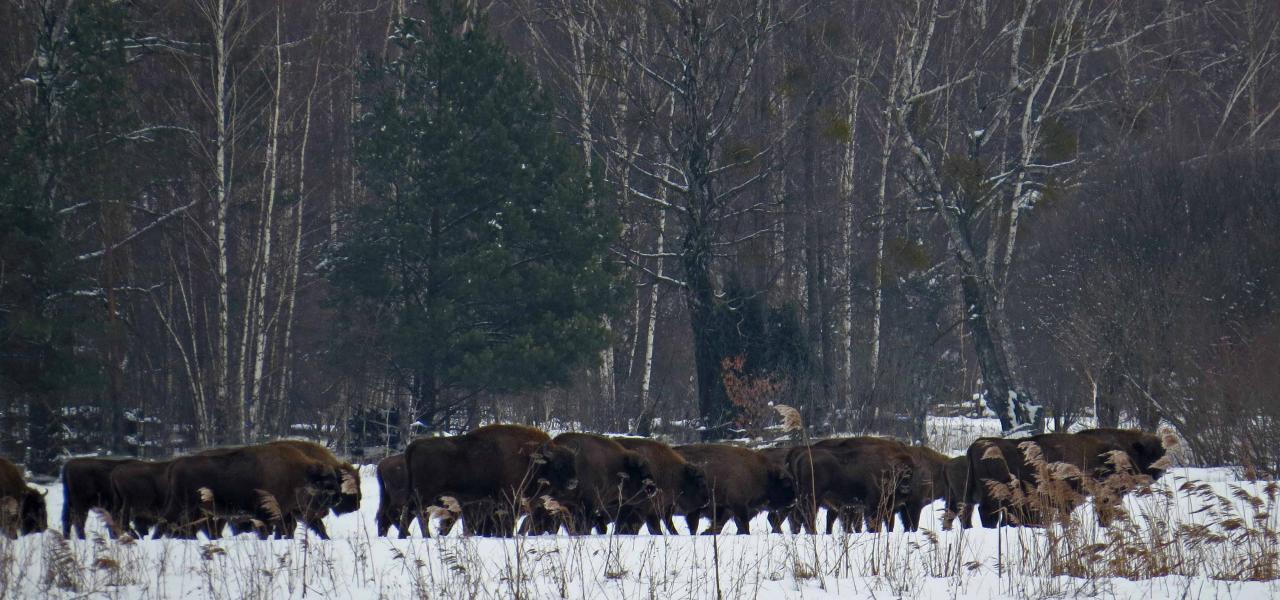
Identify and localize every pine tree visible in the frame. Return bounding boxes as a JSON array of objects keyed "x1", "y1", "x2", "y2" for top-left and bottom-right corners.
[
  {"x1": 0, "y1": 1, "x2": 129, "y2": 471},
  {"x1": 328, "y1": 0, "x2": 621, "y2": 434}
]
